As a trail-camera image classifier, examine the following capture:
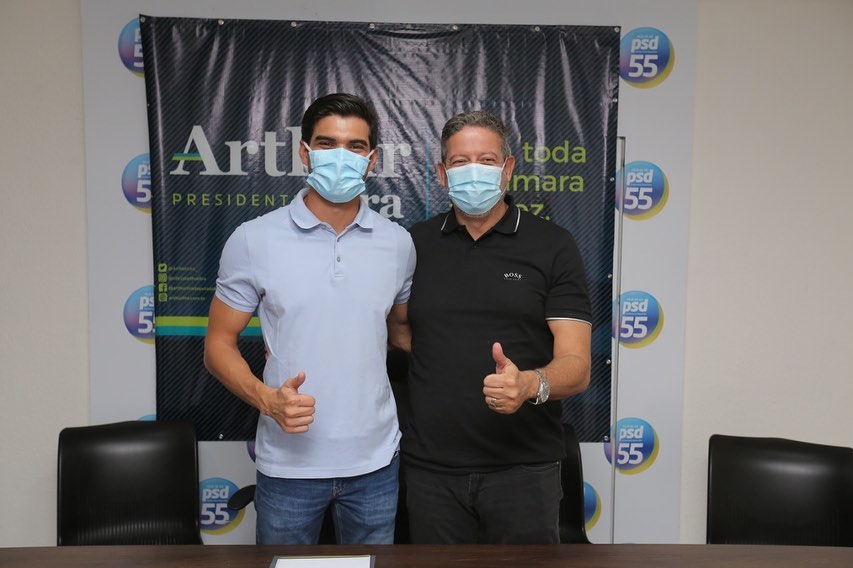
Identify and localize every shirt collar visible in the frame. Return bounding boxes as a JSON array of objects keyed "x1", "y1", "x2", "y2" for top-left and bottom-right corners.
[
  {"x1": 290, "y1": 188, "x2": 374, "y2": 231},
  {"x1": 440, "y1": 194, "x2": 520, "y2": 235}
]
